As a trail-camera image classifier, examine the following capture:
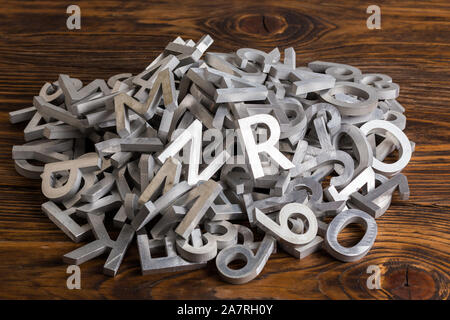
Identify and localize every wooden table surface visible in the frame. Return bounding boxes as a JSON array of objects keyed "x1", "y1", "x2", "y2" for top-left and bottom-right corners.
[{"x1": 0, "y1": 0, "x2": 448, "y2": 300}]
